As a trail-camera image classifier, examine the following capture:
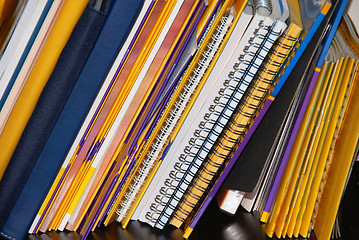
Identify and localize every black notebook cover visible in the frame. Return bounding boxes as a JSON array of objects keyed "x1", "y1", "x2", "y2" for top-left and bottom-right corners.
[{"x1": 222, "y1": 1, "x2": 338, "y2": 192}]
